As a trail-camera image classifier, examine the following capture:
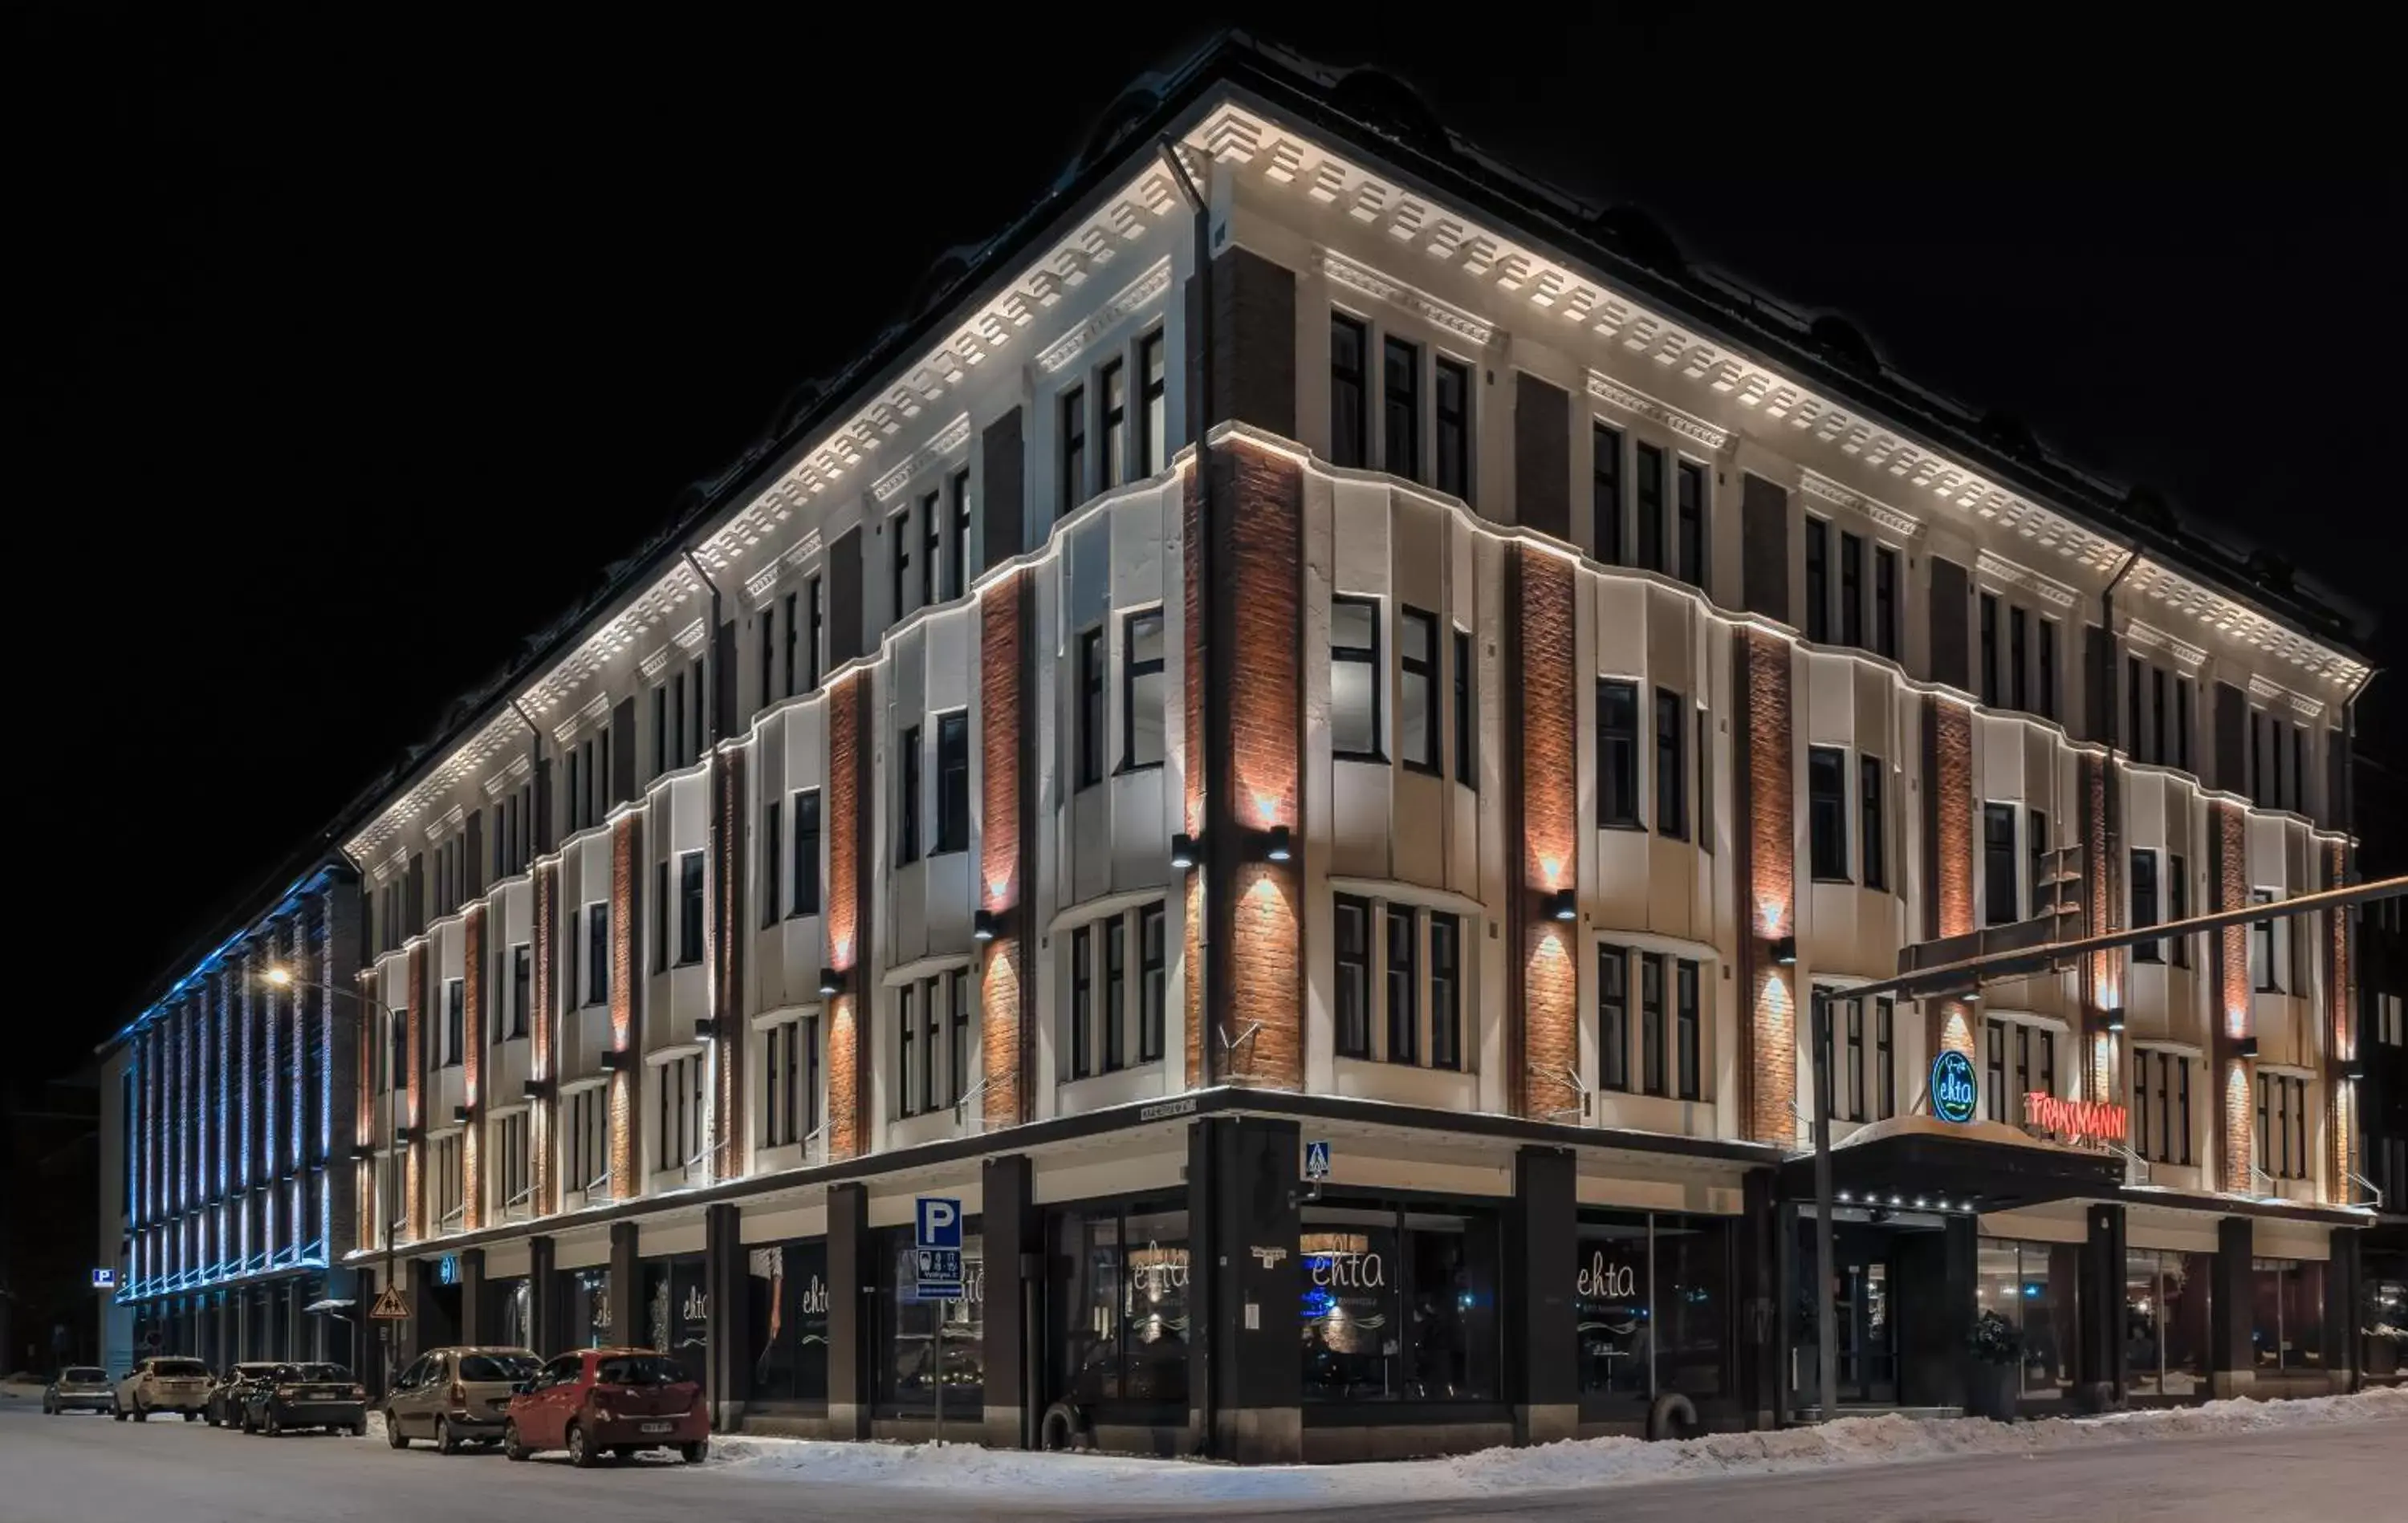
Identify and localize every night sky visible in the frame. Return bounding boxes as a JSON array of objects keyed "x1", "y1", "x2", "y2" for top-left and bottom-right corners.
[{"x1": 22, "y1": 8, "x2": 2401, "y2": 1091}]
